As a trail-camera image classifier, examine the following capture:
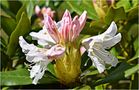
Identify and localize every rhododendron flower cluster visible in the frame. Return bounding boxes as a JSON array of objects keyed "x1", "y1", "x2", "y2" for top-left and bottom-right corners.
[{"x1": 19, "y1": 9, "x2": 121, "y2": 85}]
